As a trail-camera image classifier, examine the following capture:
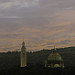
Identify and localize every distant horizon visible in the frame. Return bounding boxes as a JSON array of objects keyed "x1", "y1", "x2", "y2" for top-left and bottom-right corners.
[{"x1": 0, "y1": 46, "x2": 75, "y2": 53}]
